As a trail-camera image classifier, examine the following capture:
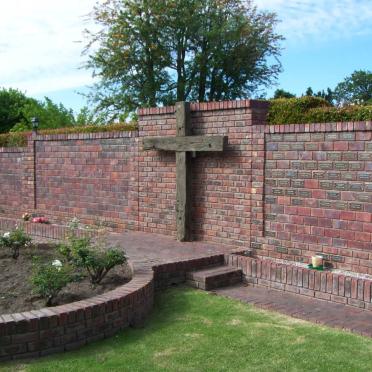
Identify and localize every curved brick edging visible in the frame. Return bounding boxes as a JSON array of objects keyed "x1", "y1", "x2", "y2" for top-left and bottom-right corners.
[
  {"x1": 0, "y1": 252, "x2": 225, "y2": 361},
  {"x1": 0, "y1": 272, "x2": 154, "y2": 361},
  {"x1": 228, "y1": 254, "x2": 372, "y2": 310}
]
